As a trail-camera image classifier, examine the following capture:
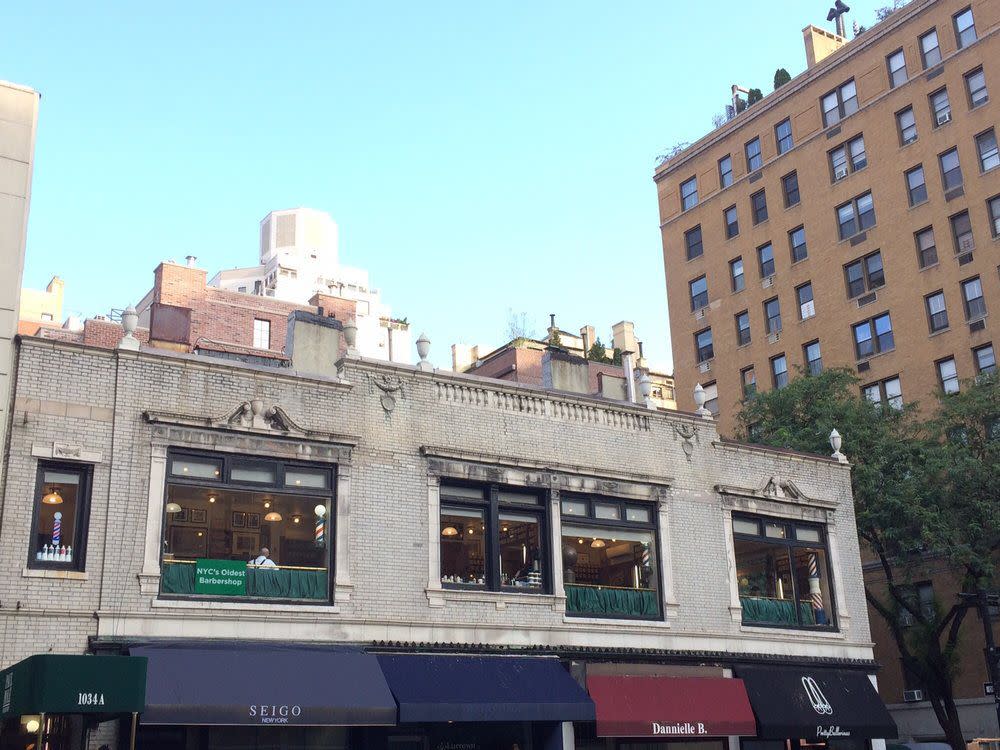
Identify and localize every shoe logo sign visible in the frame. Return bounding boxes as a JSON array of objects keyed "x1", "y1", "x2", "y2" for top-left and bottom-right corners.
[{"x1": 802, "y1": 676, "x2": 833, "y2": 715}]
